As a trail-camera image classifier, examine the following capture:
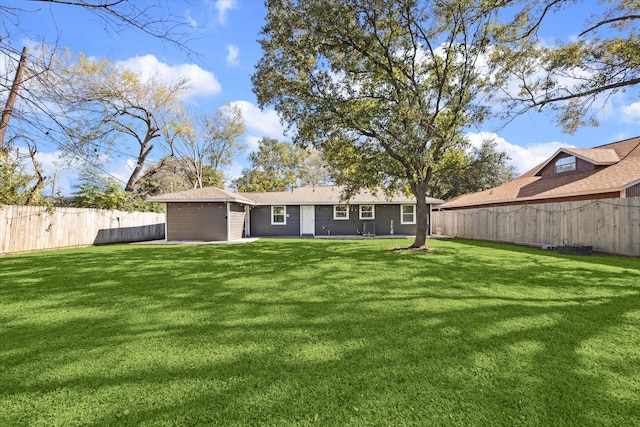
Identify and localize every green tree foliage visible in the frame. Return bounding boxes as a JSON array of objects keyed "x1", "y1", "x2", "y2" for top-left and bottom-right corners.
[
  {"x1": 173, "y1": 103, "x2": 245, "y2": 190},
  {"x1": 71, "y1": 168, "x2": 162, "y2": 212},
  {"x1": 135, "y1": 157, "x2": 193, "y2": 197},
  {"x1": 0, "y1": 146, "x2": 48, "y2": 206},
  {"x1": 253, "y1": 0, "x2": 503, "y2": 248},
  {"x1": 430, "y1": 138, "x2": 515, "y2": 200},
  {"x1": 232, "y1": 138, "x2": 309, "y2": 192},
  {"x1": 494, "y1": 0, "x2": 640, "y2": 133},
  {"x1": 0, "y1": 149, "x2": 40, "y2": 205}
]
